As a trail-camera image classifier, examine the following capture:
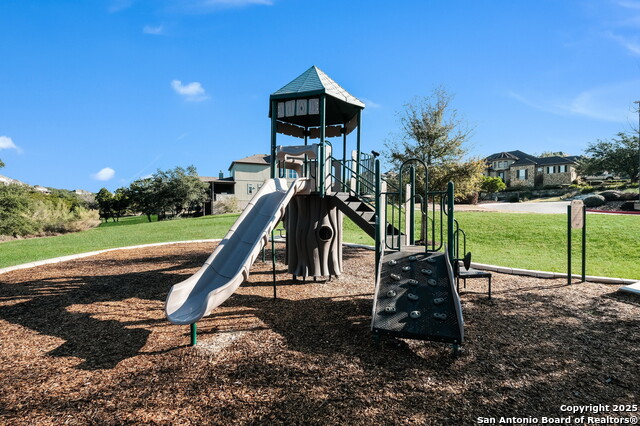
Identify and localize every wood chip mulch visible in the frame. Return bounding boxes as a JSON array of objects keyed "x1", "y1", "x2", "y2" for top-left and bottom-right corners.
[{"x1": 0, "y1": 243, "x2": 638, "y2": 425}]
